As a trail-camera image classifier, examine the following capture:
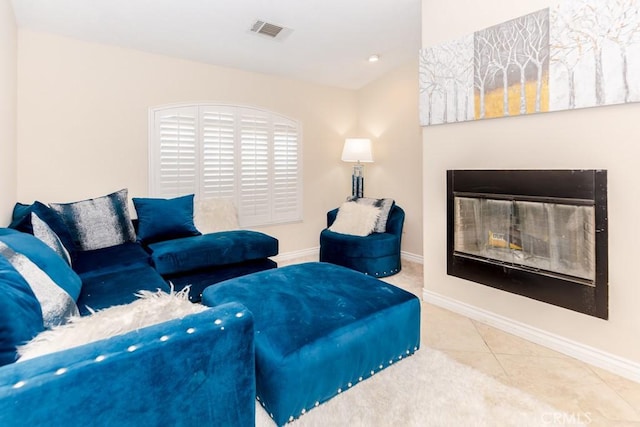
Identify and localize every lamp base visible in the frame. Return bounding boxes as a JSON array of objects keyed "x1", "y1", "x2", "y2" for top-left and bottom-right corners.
[{"x1": 351, "y1": 164, "x2": 365, "y2": 198}]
